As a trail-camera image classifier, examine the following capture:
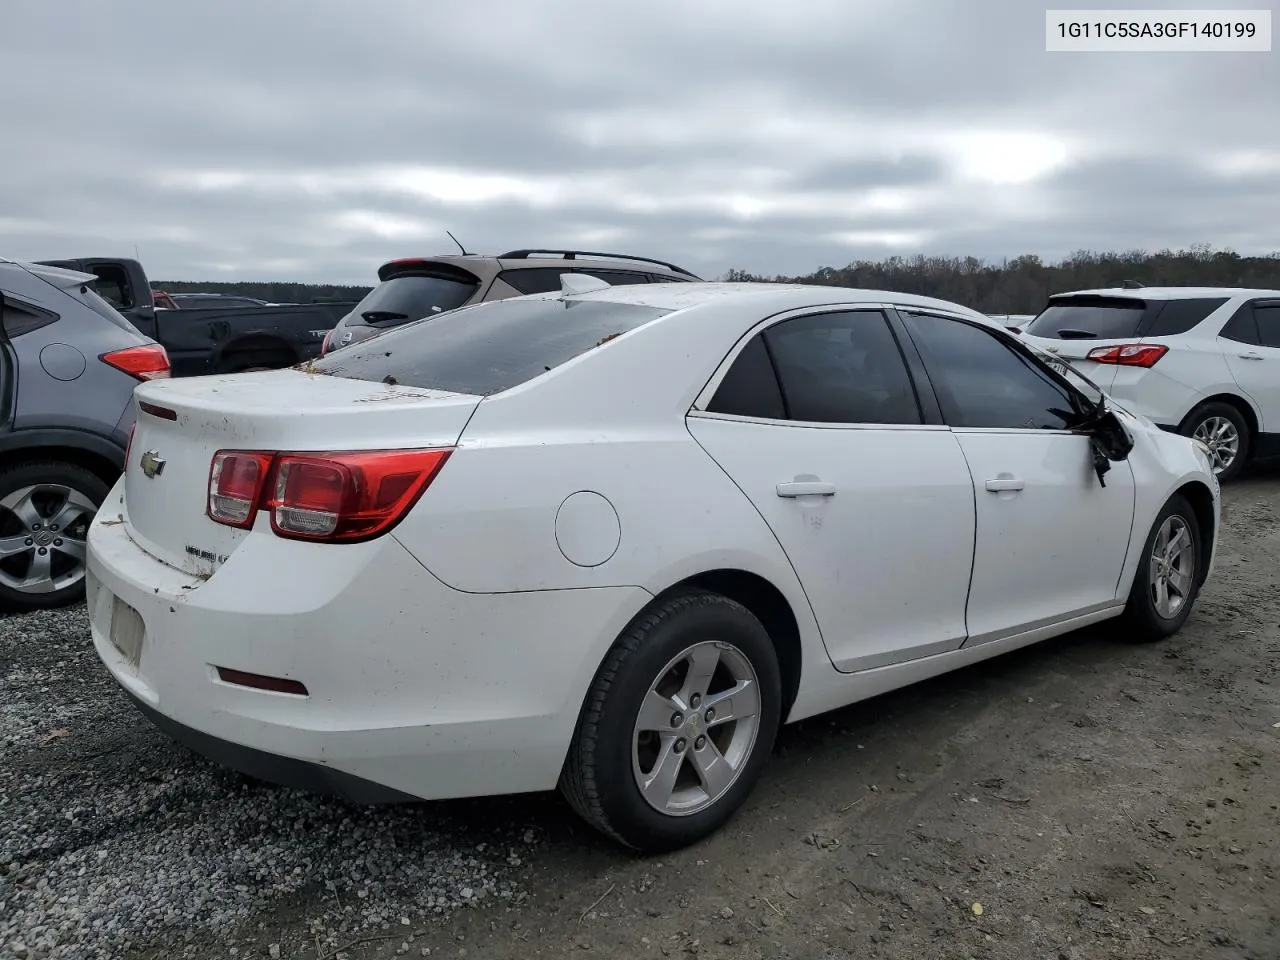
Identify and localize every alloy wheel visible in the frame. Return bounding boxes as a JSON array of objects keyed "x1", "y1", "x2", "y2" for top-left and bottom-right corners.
[
  {"x1": 631, "y1": 640, "x2": 761, "y2": 816},
  {"x1": 0, "y1": 484, "x2": 95, "y2": 595},
  {"x1": 1192, "y1": 416, "x2": 1239, "y2": 475},
  {"x1": 1149, "y1": 514, "x2": 1195, "y2": 620}
]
